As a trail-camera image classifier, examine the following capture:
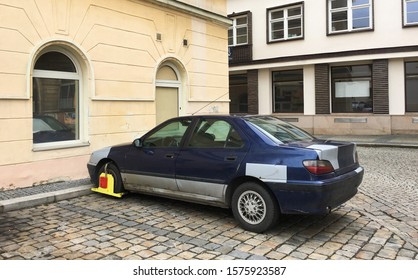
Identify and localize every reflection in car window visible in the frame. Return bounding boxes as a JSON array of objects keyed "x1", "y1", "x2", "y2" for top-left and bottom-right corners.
[
  {"x1": 32, "y1": 116, "x2": 75, "y2": 144},
  {"x1": 189, "y1": 119, "x2": 244, "y2": 148},
  {"x1": 245, "y1": 116, "x2": 314, "y2": 144},
  {"x1": 33, "y1": 118, "x2": 55, "y2": 132},
  {"x1": 143, "y1": 119, "x2": 191, "y2": 147}
]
